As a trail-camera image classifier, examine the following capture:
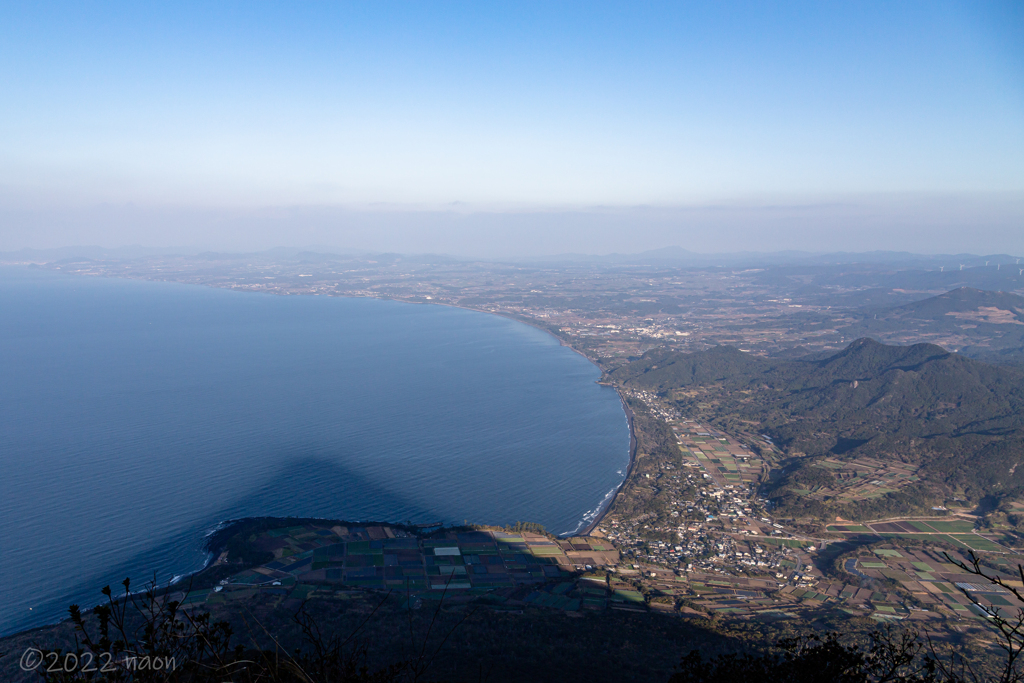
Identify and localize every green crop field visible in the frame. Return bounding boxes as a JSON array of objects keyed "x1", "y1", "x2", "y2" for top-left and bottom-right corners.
[
  {"x1": 614, "y1": 590, "x2": 645, "y2": 603},
  {"x1": 952, "y1": 534, "x2": 1005, "y2": 552},
  {"x1": 875, "y1": 532, "x2": 971, "y2": 550},
  {"x1": 529, "y1": 547, "x2": 565, "y2": 556},
  {"x1": 927, "y1": 520, "x2": 976, "y2": 533},
  {"x1": 939, "y1": 535, "x2": 972, "y2": 549}
]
